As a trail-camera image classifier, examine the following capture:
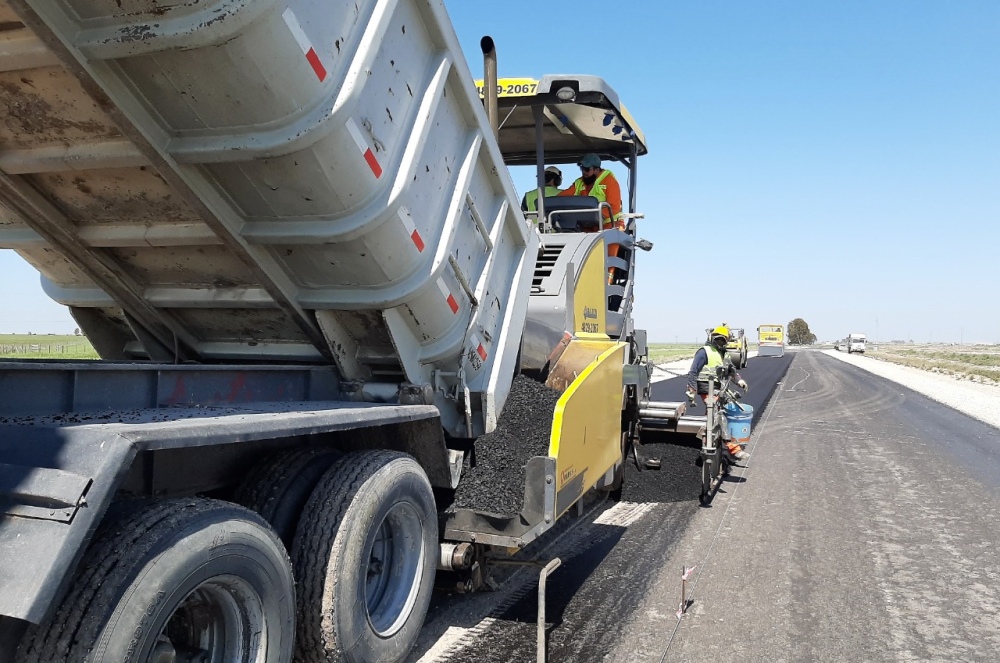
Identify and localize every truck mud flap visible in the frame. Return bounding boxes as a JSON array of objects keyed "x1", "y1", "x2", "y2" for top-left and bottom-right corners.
[{"x1": 0, "y1": 427, "x2": 135, "y2": 624}]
